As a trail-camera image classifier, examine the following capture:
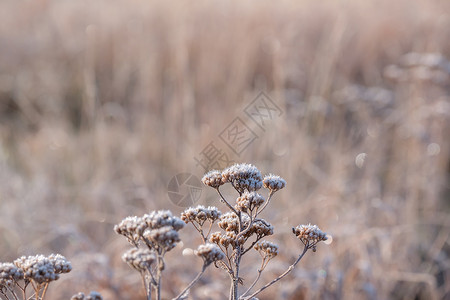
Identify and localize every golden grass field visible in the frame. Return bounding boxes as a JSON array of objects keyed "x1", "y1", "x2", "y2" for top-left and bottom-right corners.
[{"x1": 0, "y1": 0, "x2": 449, "y2": 299}]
